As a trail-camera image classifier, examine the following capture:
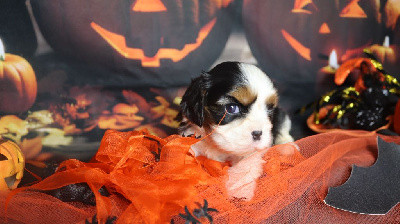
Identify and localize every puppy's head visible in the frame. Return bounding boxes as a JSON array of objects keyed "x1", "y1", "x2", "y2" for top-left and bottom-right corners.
[{"x1": 179, "y1": 62, "x2": 278, "y2": 157}]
